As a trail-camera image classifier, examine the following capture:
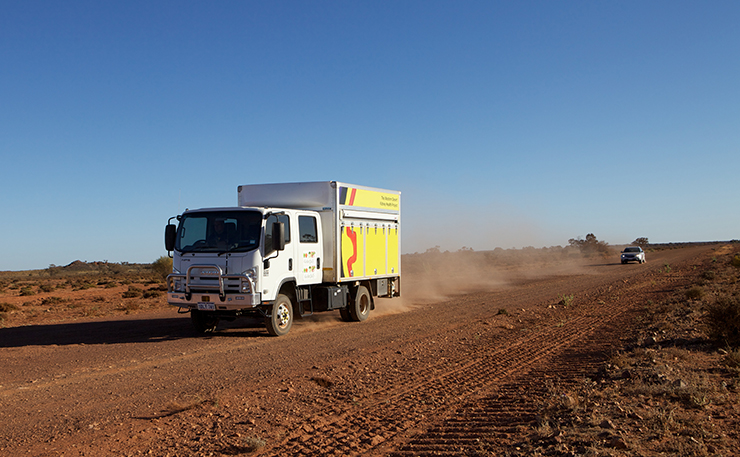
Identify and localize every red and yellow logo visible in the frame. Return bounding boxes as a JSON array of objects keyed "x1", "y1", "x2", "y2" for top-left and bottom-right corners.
[{"x1": 340, "y1": 187, "x2": 399, "y2": 211}]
